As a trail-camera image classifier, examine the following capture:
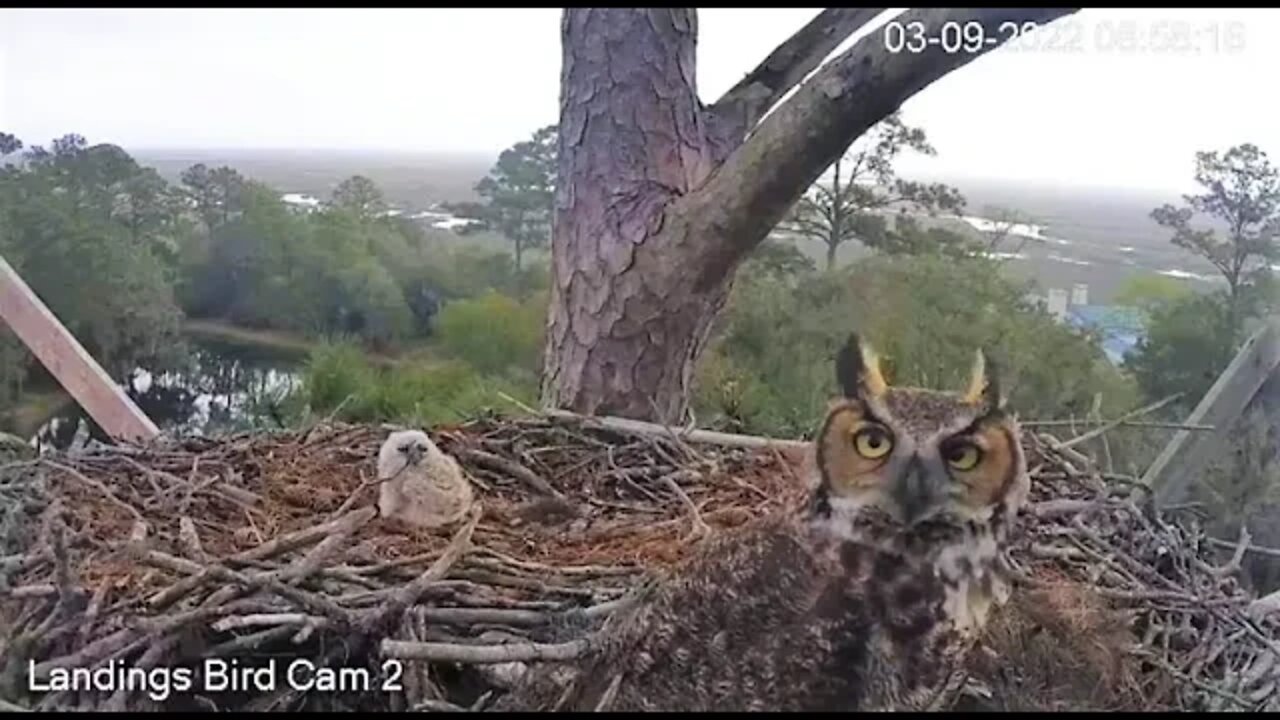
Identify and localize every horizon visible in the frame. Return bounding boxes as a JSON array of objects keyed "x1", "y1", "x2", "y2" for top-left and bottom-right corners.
[
  {"x1": 119, "y1": 145, "x2": 1187, "y2": 202},
  {"x1": 5, "y1": 8, "x2": 1279, "y2": 195}
]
